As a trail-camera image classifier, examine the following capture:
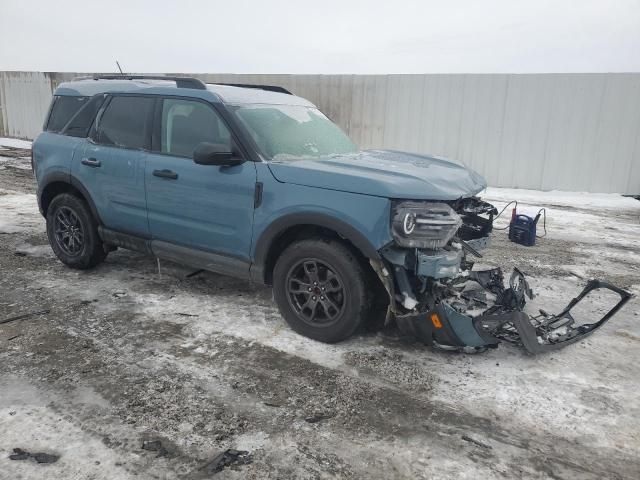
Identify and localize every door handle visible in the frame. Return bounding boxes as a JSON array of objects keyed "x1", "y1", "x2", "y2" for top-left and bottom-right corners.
[
  {"x1": 153, "y1": 169, "x2": 178, "y2": 180},
  {"x1": 81, "y1": 157, "x2": 101, "y2": 167}
]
